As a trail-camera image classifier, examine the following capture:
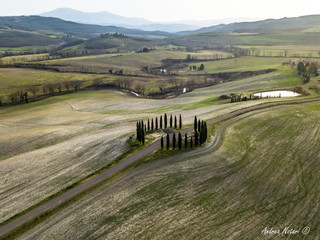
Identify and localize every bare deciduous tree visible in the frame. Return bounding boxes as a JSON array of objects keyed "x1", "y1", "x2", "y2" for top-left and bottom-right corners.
[
  {"x1": 27, "y1": 85, "x2": 39, "y2": 100},
  {"x1": 70, "y1": 80, "x2": 82, "y2": 92}
]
